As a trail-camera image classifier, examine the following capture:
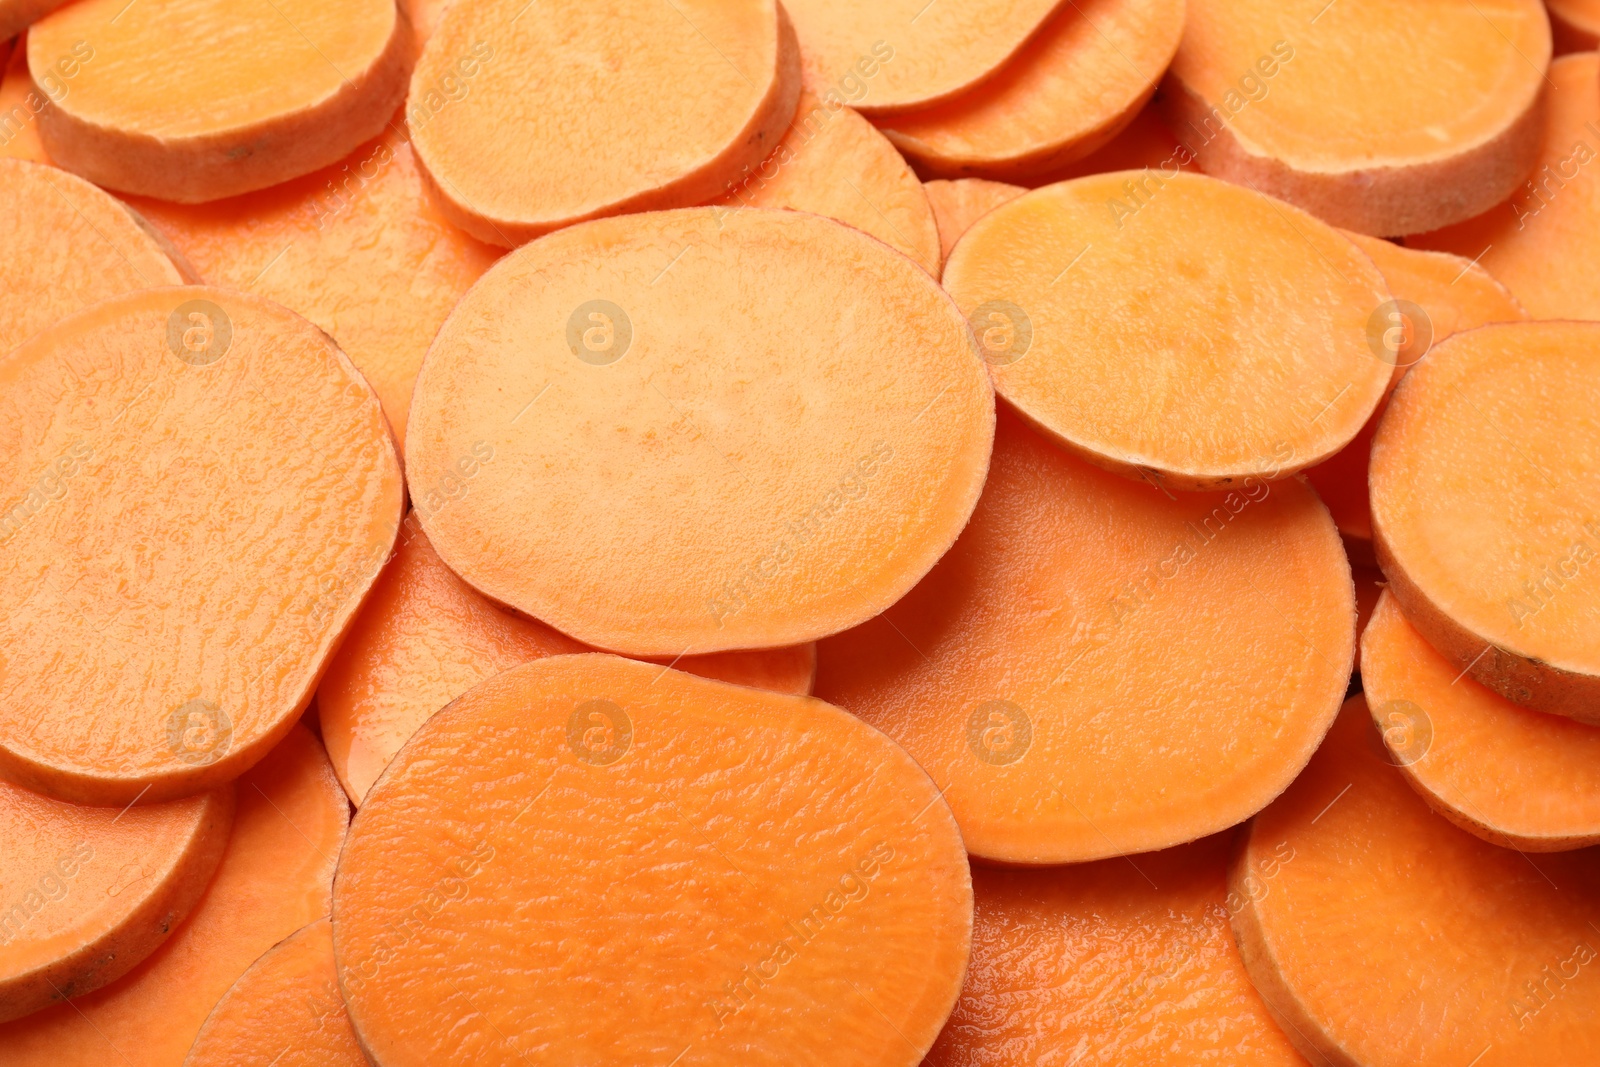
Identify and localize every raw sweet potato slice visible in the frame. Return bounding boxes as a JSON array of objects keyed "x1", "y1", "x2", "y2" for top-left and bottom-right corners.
[
  {"x1": 0, "y1": 37, "x2": 46, "y2": 165},
  {"x1": 184, "y1": 918, "x2": 364, "y2": 1067},
  {"x1": 1232, "y1": 697, "x2": 1600, "y2": 1066},
  {"x1": 406, "y1": 207, "x2": 994, "y2": 655},
  {"x1": 877, "y1": 0, "x2": 1185, "y2": 181},
  {"x1": 924, "y1": 178, "x2": 1024, "y2": 261},
  {"x1": 925, "y1": 834, "x2": 1306, "y2": 1066},
  {"x1": 28, "y1": 0, "x2": 411, "y2": 202},
  {"x1": 1548, "y1": 0, "x2": 1600, "y2": 52},
  {"x1": 942, "y1": 171, "x2": 1390, "y2": 490},
  {"x1": 333, "y1": 654, "x2": 971, "y2": 1067},
  {"x1": 0, "y1": 725, "x2": 349, "y2": 1067},
  {"x1": 1370, "y1": 321, "x2": 1600, "y2": 722},
  {"x1": 317, "y1": 514, "x2": 818, "y2": 805},
  {"x1": 409, "y1": 0, "x2": 799, "y2": 246},
  {"x1": 0, "y1": 286, "x2": 403, "y2": 805},
  {"x1": 1163, "y1": 0, "x2": 1550, "y2": 235},
  {"x1": 1362, "y1": 590, "x2": 1600, "y2": 851},
  {"x1": 0, "y1": 781, "x2": 232, "y2": 1022},
  {"x1": 715, "y1": 90, "x2": 940, "y2": 274},
  {"x1": 0, "y1": 158, "x2": 186, "y2": 354},
  {"x1": 814, "y1": 408, "x2": 1352, "y2": 864},
  {"x1": 129, "y1": 129, "x2": 501, "y2": 455}
]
